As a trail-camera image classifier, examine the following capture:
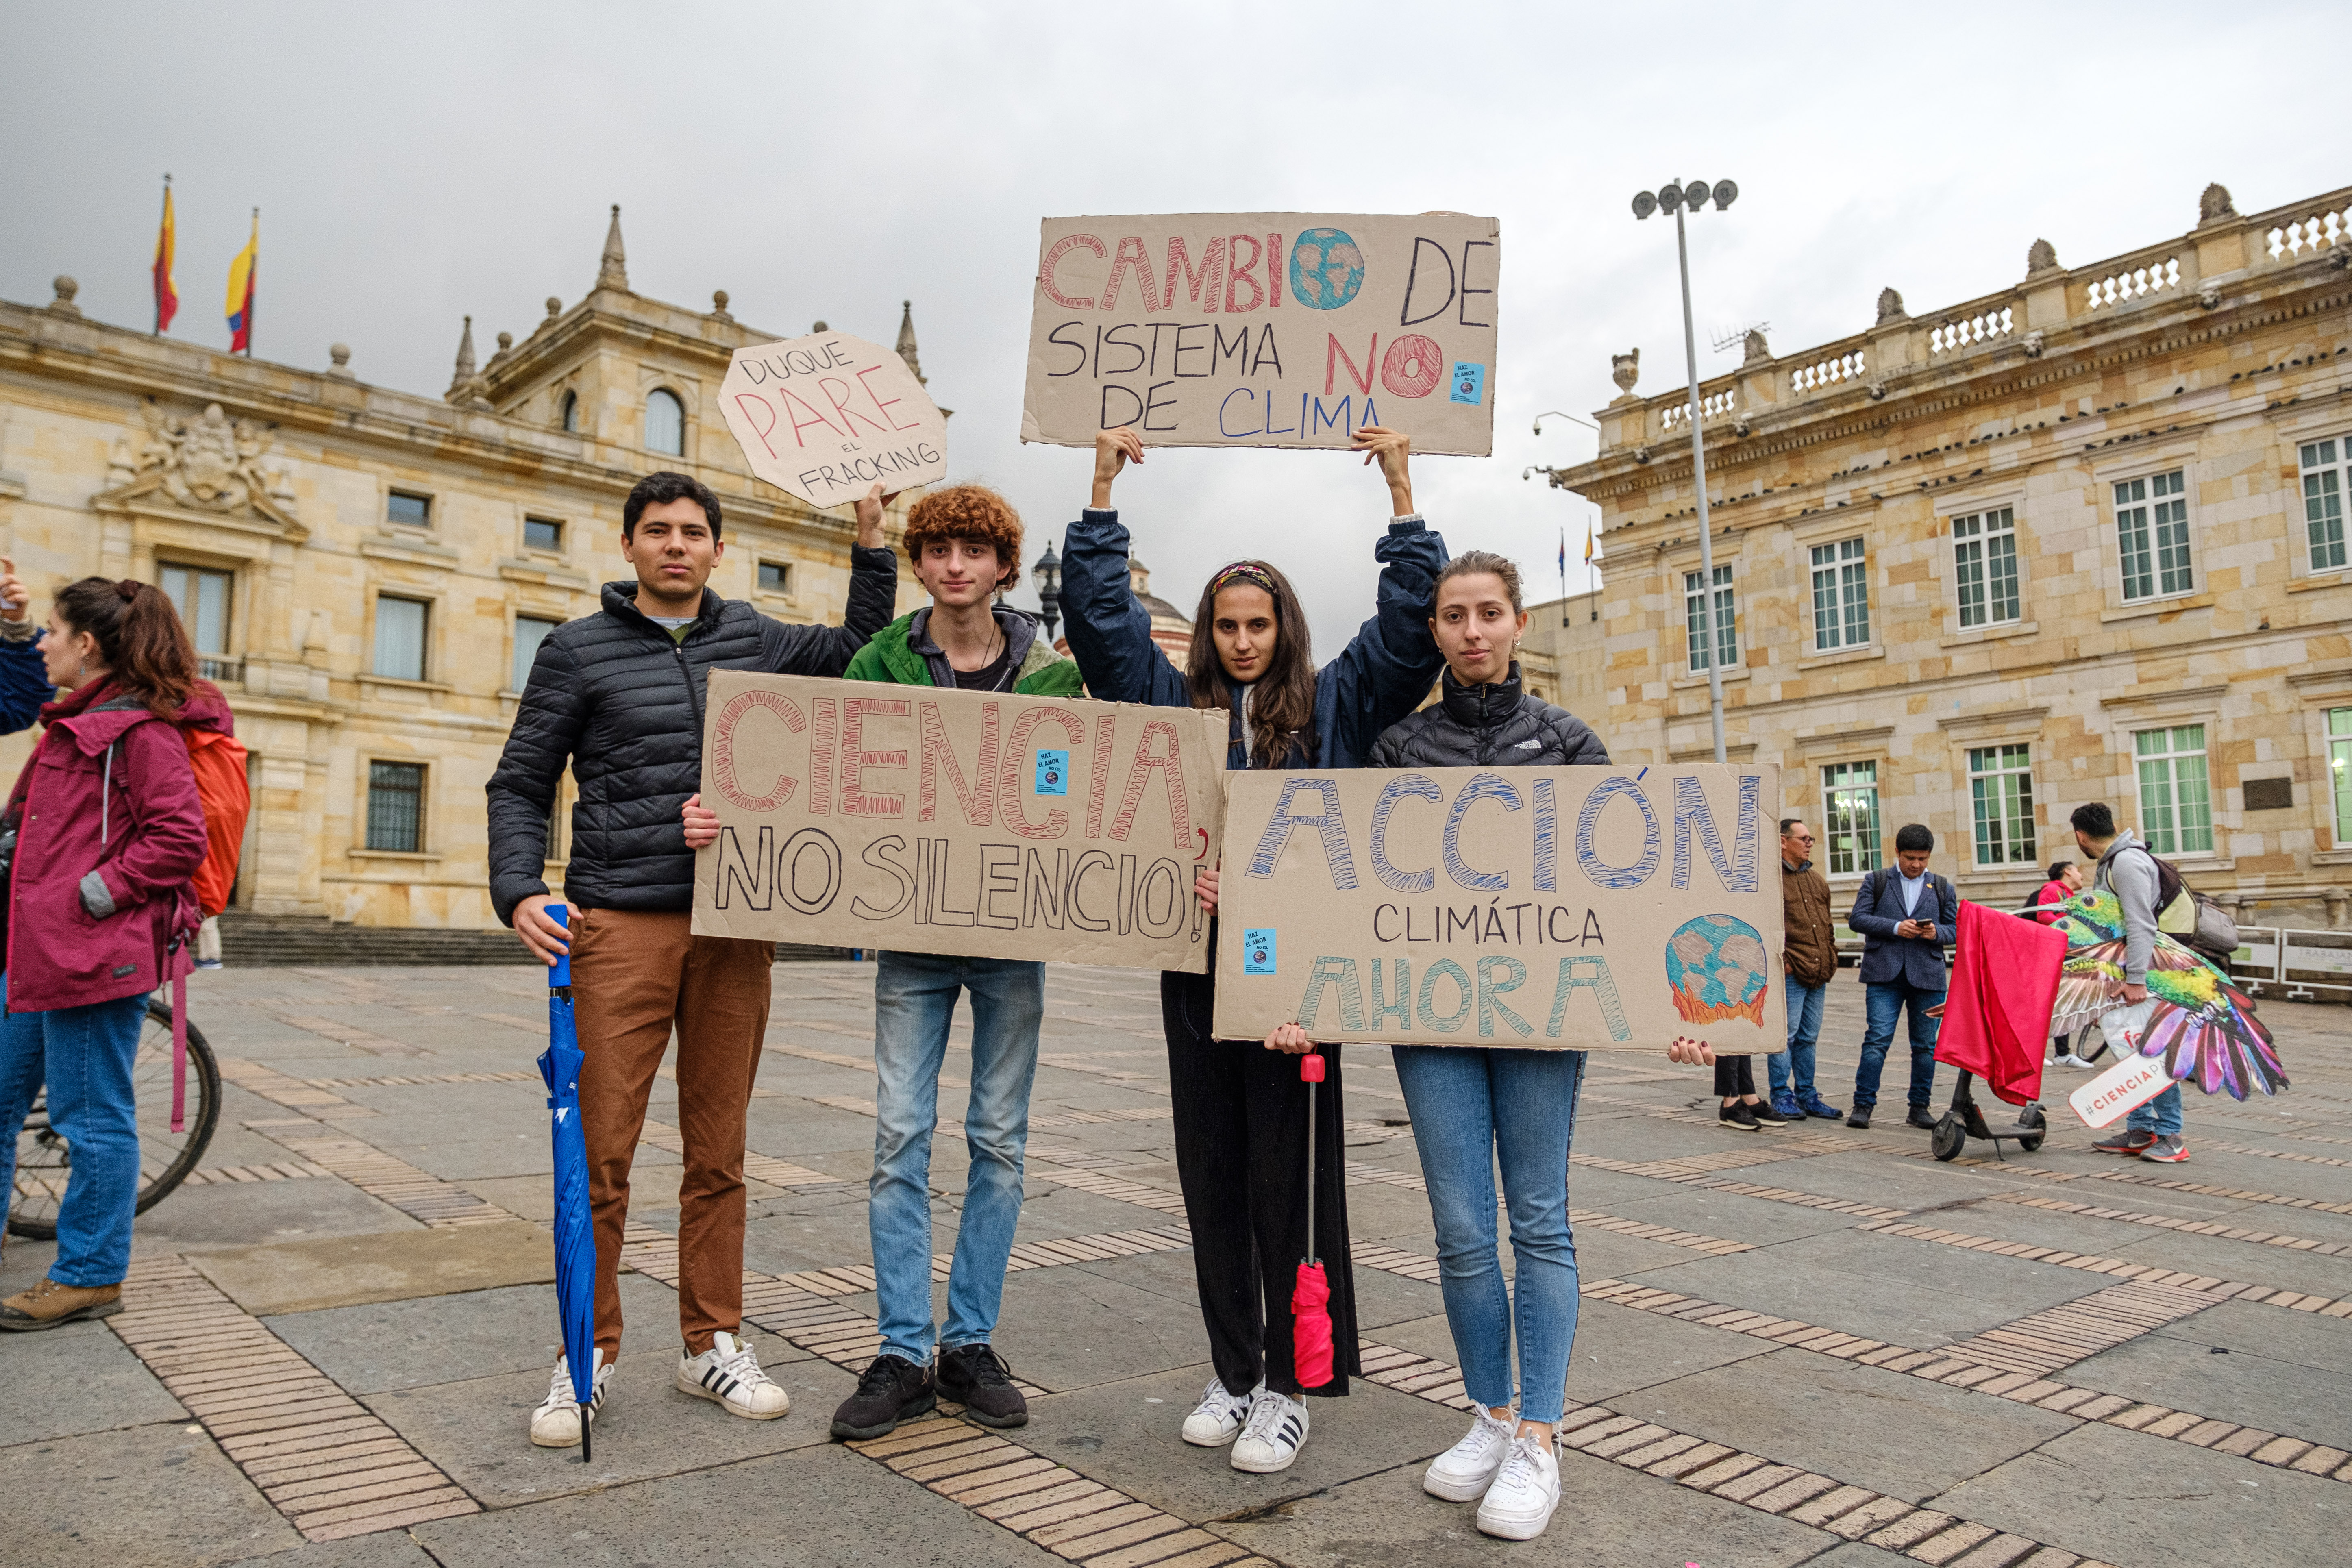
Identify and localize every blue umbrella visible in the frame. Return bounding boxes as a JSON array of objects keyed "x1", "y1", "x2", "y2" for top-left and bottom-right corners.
[{"x1": 537, "y1": 904, "x2": 598, "y2": 1462}]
